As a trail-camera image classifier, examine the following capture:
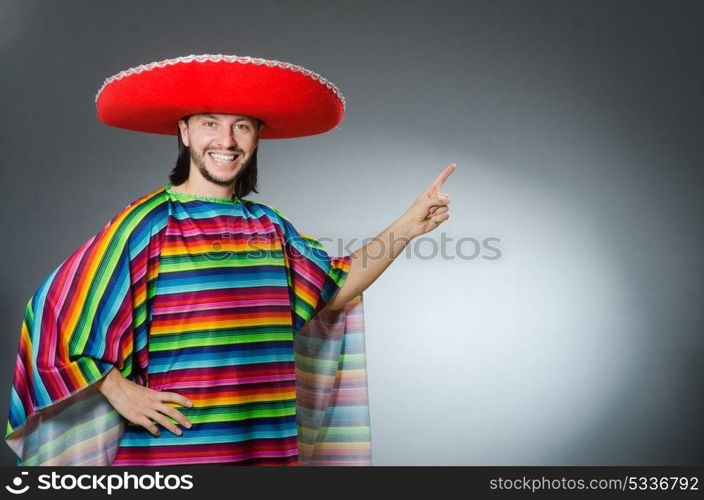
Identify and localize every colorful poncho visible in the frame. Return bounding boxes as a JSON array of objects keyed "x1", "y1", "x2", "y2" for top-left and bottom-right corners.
[{"x1": 5, "y1": 183, "x2": 371, "y2": 466}]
